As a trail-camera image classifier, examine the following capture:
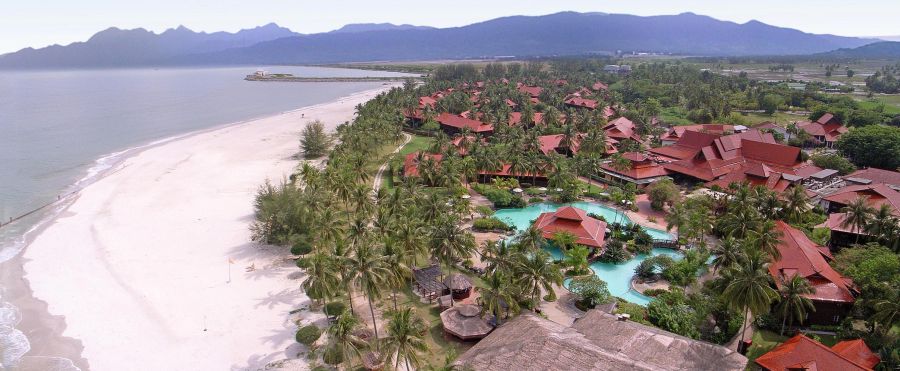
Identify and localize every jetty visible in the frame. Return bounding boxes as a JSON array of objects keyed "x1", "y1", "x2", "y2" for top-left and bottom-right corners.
[{"x1": 245, "y1": 71, "x2": 422, "y2": 83}]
